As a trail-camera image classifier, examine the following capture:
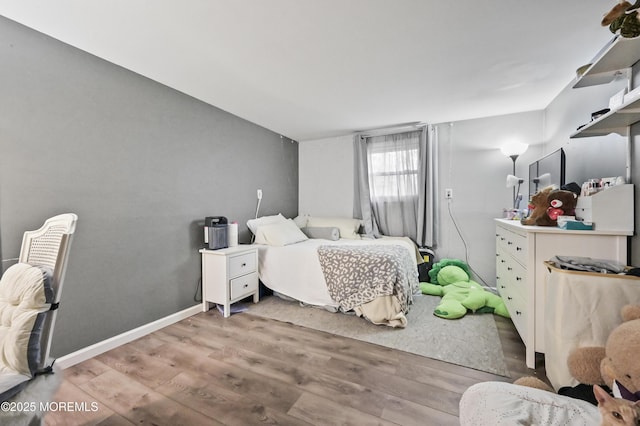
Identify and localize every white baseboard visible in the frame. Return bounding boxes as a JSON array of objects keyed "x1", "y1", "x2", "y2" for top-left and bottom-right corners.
[{"x1": 56, "y1": 304, "x2": 202, "y2": 369}]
